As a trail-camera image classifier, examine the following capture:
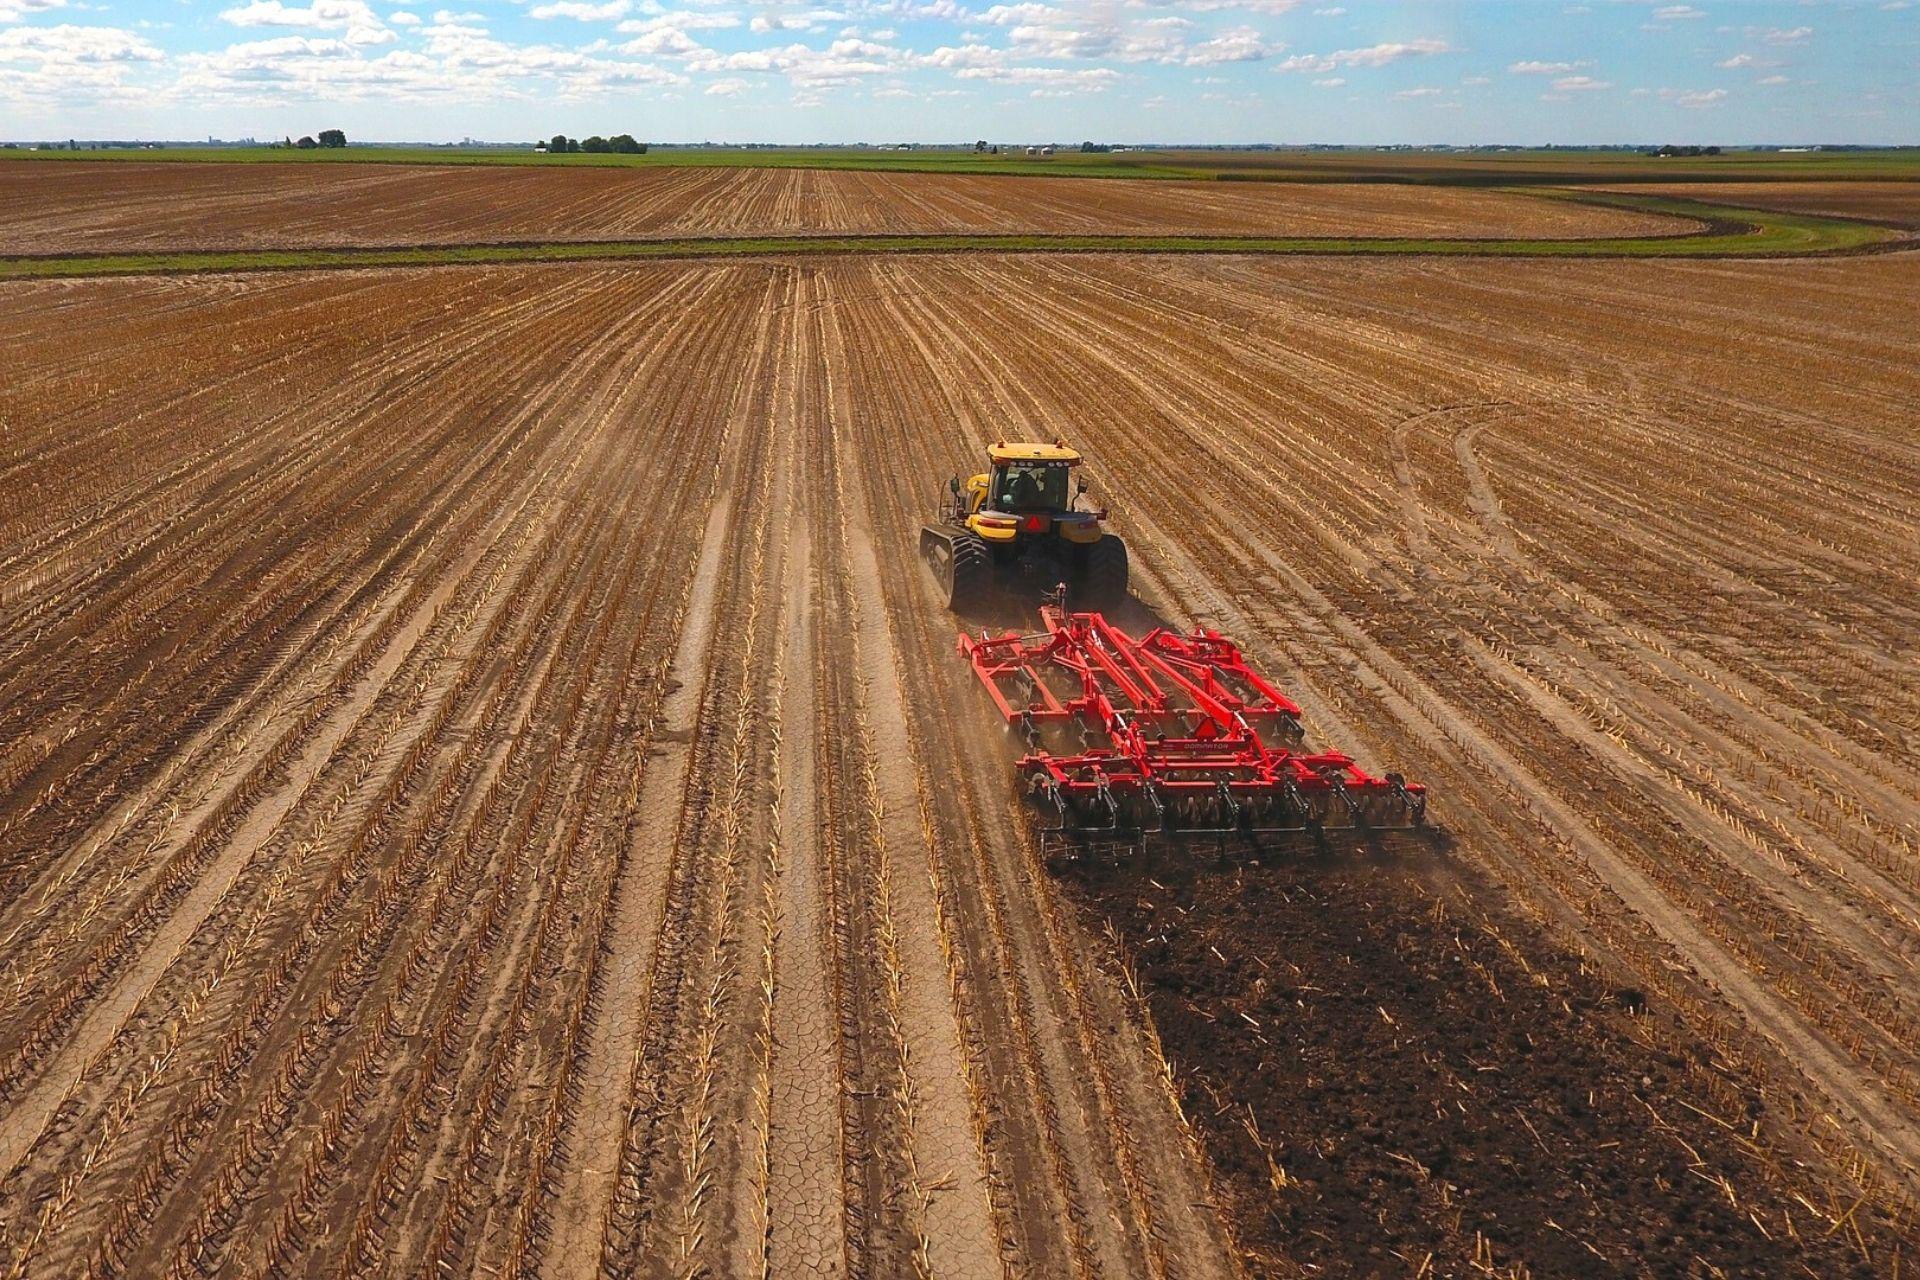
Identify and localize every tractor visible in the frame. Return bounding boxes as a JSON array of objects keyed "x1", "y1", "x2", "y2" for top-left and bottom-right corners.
[{"x1": 920, "y1": 440, "x2": 1129, "y2": 612}]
